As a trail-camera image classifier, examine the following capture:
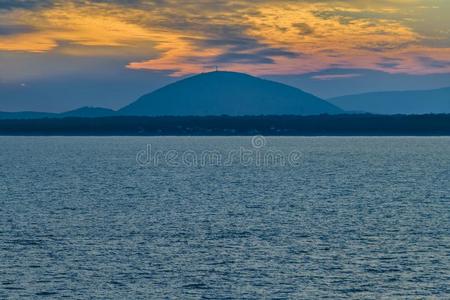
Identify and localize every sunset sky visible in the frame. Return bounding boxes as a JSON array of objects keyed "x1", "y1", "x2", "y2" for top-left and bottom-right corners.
[{"x1": 1, "y1": 0, "x2": 450, "y2": 111}]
